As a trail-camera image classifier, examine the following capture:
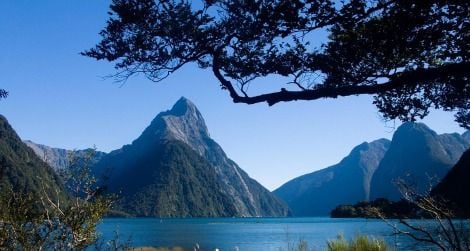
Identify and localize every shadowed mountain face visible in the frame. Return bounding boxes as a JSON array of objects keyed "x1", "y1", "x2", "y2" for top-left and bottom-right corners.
[
  {"x1": 274, "y1": 139, "x2": 390, "y2": 216},
  {"x1": 370, "y1": 123, "x2": 470, "y2": 201},
  {"x1": 432, "y1": 149, "x2": 470, "y2": 217},
  {"x1": 0, "y1": 115, "x2": 64, "y2": 197},
  {"x1": 94, "y1": 97, "x2": 290, "y2": 217}
]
